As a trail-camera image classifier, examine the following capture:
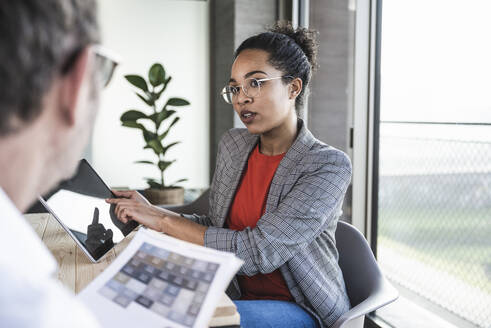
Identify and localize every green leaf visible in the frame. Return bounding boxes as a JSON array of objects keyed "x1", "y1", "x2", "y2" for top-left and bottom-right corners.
[
  {"x1": 158, "y1": 130, "x2": 169, "y2": 142},
  {"x1": 136, "y1": 92, "x2": 154, "y2": 106},
  {"x1": 158, "y1": 117, "x2": 180, "y2": 141},
  {"x1": 147, "y1": 112, "x2": 161, "y2": 124},
  {"x1": 142, "y1": 130, "x2": 157, "y2": 143},
  {"x1": 145, "y1": 178, "x2": 163, "y2": 189},
  {"x1": 155, "y1": 76, "x2": 172, "y2": 99},
  {"x1": 162, "y1": 141, "x2": 180, "y2": 156},
  {"x1": 168, "y1": 116, "x2": 180, "y2": 129},
  {"x1": 121, "y1": 120, "x2": 145, "y2": 130},
  {"x1": 120, "y1": 110, "x2": 147, "y2": 122},
  {"x1": 158, "y1": 160, "x2": 175, "y2": 172},
  {"x1": 134, "y1": 160, "x2": 154, "y2": 165},
  {"x1": 155, "y1": 76, "x2": 173, "y2": 97},
  {"x1": 150, "y1": 92, "x2": 160, "y2": 103},
  {"x1": 148, "y1": 63, "x2": 165, "y2": 87},
  {"x1": 156, "y1": 110, "x2": 176, "y2": 129},
  {"x1": 148, "y1": 181, "x2": 163, "y2": 189},
  {"x1": 166, "y1": 109, "x2": 176, "y2": 118},
  {"x1": 145, "y1": 139, "x2": 164, "y2": 155},
  {"x1": 122, "y1": 122, "x2": 156, "y2": 145},
  {"x1": 125, "y1": 75, "x2": 148, "y2": 92},
  {"x1": 169, "y1": 178, "x2": 188, "y2": 187},
  {"x1": 155, "y1": 110, "x2": 167, "y2": 127},
  {"x1": 166, "y1": 97, "x2": 190, "y2": 107}
]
